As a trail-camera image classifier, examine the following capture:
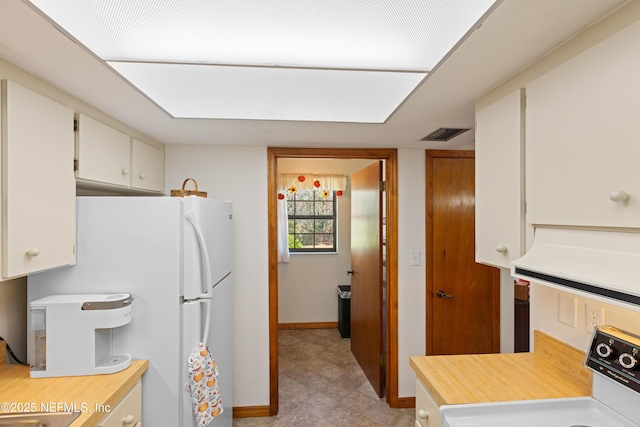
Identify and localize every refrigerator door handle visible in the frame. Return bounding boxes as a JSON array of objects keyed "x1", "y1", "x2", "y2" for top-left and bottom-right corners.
[
  {"x1": 185, "y1": 211, "x2": 213, "y2": 299},
  {"x1": 200, "y1": 298, "x2": 212, "y2": 347}
]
